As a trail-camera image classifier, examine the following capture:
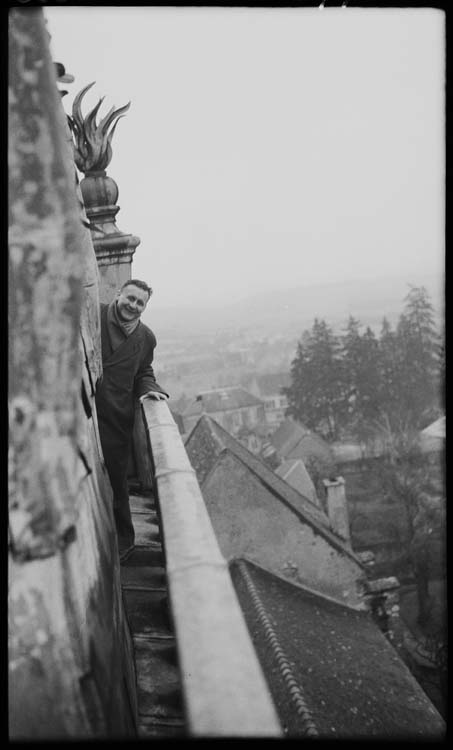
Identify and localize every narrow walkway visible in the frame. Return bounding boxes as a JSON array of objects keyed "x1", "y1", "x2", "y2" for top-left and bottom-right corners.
[{"x1": 120, "y1": 490, "x2": 186, "y2": 738}]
